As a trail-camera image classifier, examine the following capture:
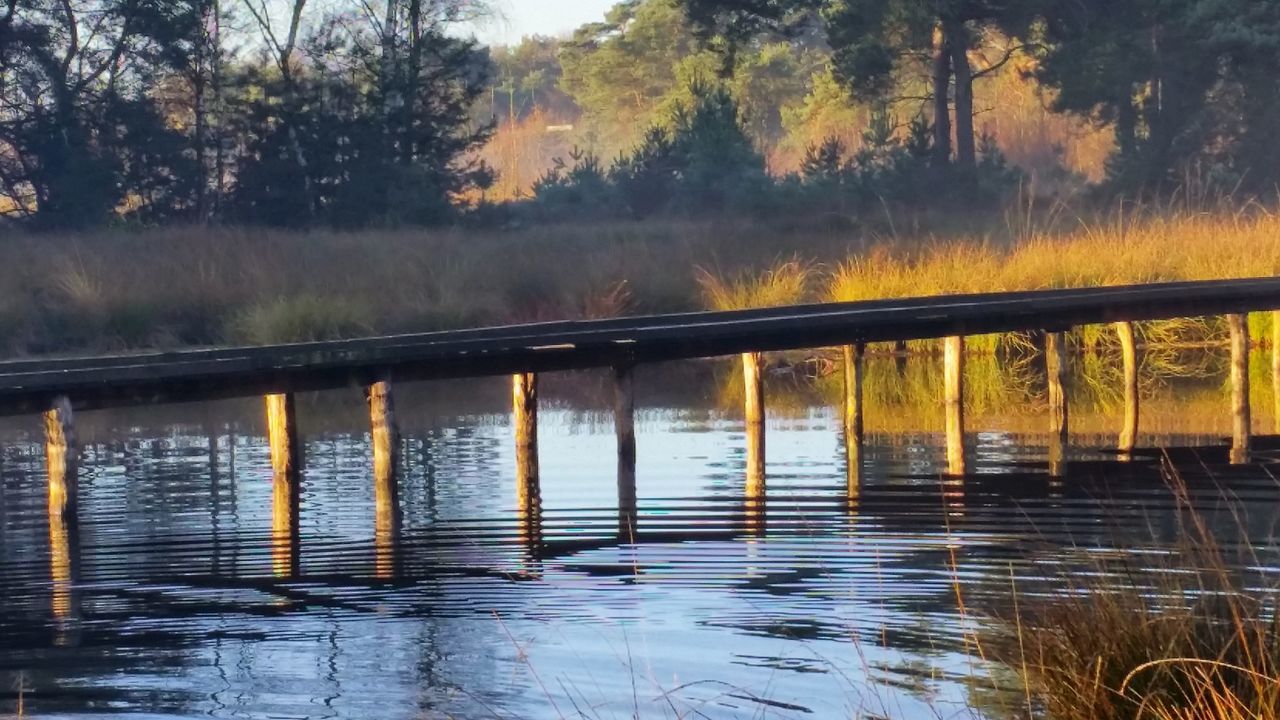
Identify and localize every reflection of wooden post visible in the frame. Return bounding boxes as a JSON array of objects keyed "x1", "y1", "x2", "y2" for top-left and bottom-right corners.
[
  {"x1": 367, "y1": 380, "x2": 400, "y2": 578},
  {"x1": 513, "y1": 373, "x2": 540, "y2": 516},
  {"x1": 266, "y1": 393, "x2": 300, "y2": 578},
  {"x1": 614, "y1": 365, "x2": 638, "y2": 540},
  {"x1": 1229, "y1": 314, "x2": 1251, "y2": 464},
  {"x1": 843, "y1": 343, "x2": 865, "y2": 499},
  {"x1": 944, "y1": 337, "x2": 966, "y2": 476},
  {"x1": 1115, "y1": 322, "x2": 1139, "y2": 456},
  {"x1": 49, "y1": 502, "x2": 81, "y2": 646},
  {"x1": 45, "y1": 396, "x2": 78, "y2": 520},
  {"x1": 743, "y1": 351, "x2": 766, "y2": 493},
  {"x1": 271, "y1": 468, "x2": 300, "y2": 578},
  {"x1": 1045, "y1": 332, "x2": 1069, "y2": 477}
]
